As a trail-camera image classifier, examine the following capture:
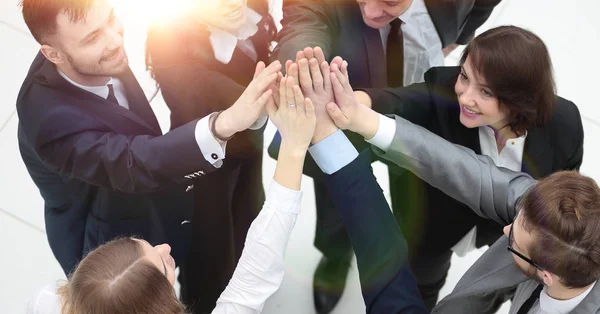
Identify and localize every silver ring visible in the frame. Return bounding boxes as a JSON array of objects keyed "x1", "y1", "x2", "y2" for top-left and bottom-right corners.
[{"x1": 288, "y1": 103, "x2": 296, "y2": 107}]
